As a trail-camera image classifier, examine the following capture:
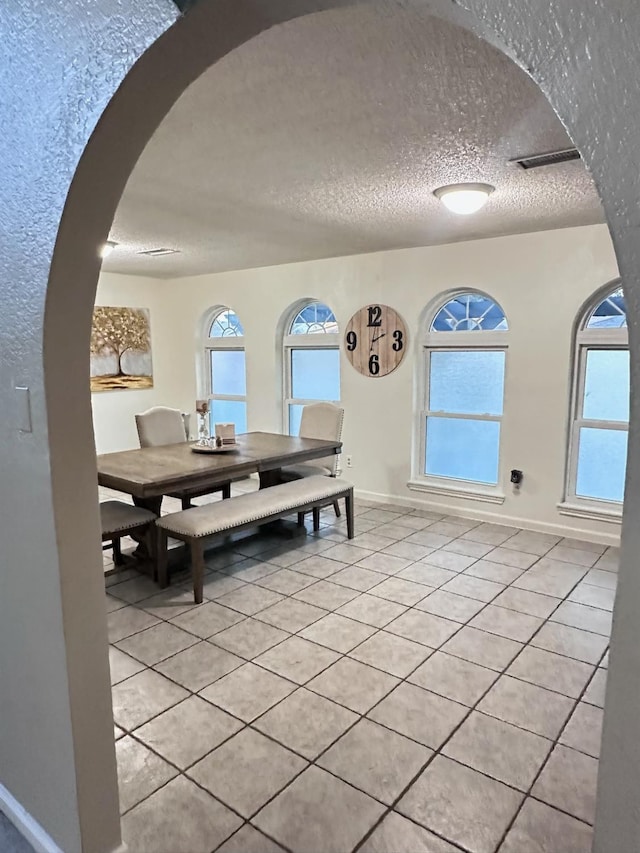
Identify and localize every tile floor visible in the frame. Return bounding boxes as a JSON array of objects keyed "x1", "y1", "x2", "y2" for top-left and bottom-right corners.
[
  {"x1": 103, "y1": 480, "x2": 614, "y2": 853},
  {"x1": 0, "y1": 814, "x2": 35, "y2": 853}
]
